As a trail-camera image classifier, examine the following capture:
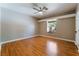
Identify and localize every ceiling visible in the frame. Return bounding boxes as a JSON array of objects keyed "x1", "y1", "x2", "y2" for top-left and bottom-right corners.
[{"x1": 0, "y1": 3, "x2": 77, "y2": 19}]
